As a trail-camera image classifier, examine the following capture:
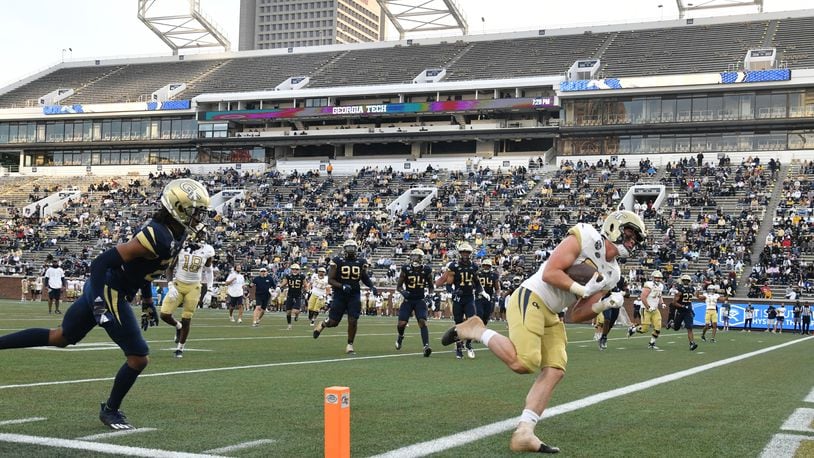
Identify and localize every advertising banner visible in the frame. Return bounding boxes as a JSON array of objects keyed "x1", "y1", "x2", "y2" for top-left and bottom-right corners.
[
  {"x1": 203, "y1": 97, "x2": 558, "y2": 121},
  {"x1": 690, "y1": 301, "x2": 799, "y2": 331}
]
